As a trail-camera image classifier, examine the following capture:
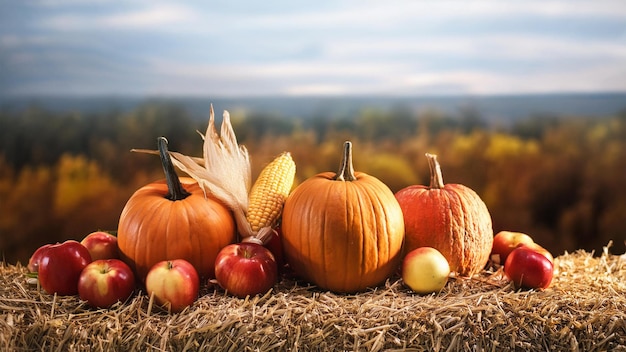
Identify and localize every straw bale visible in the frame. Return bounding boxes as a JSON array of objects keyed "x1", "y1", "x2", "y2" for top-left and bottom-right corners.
[{"x1": 1, "y1": 246, "x2": 626, "y2": 351}]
